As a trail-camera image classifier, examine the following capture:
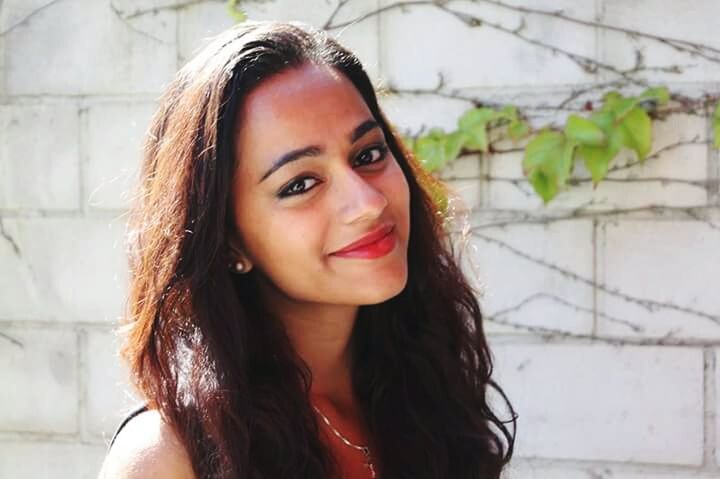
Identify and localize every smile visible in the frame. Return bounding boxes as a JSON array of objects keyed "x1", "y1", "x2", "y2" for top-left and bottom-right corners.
[{"x1": 330, "y1": 224, "x2": 397, "y2": 259}]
